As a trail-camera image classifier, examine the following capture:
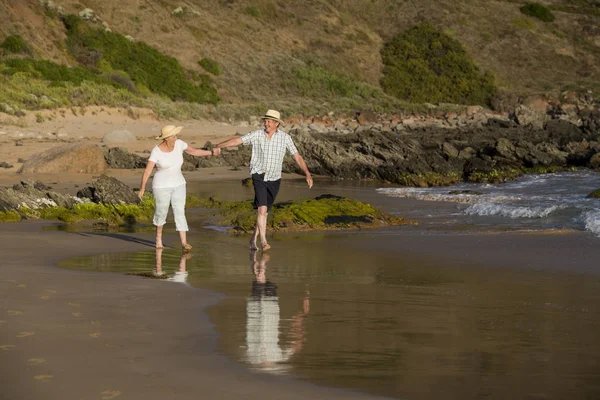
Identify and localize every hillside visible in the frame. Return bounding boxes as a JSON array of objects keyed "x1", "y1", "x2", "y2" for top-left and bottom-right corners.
[{"x1": 0, "y1": 0, "x2": 599, "y2": 118}]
